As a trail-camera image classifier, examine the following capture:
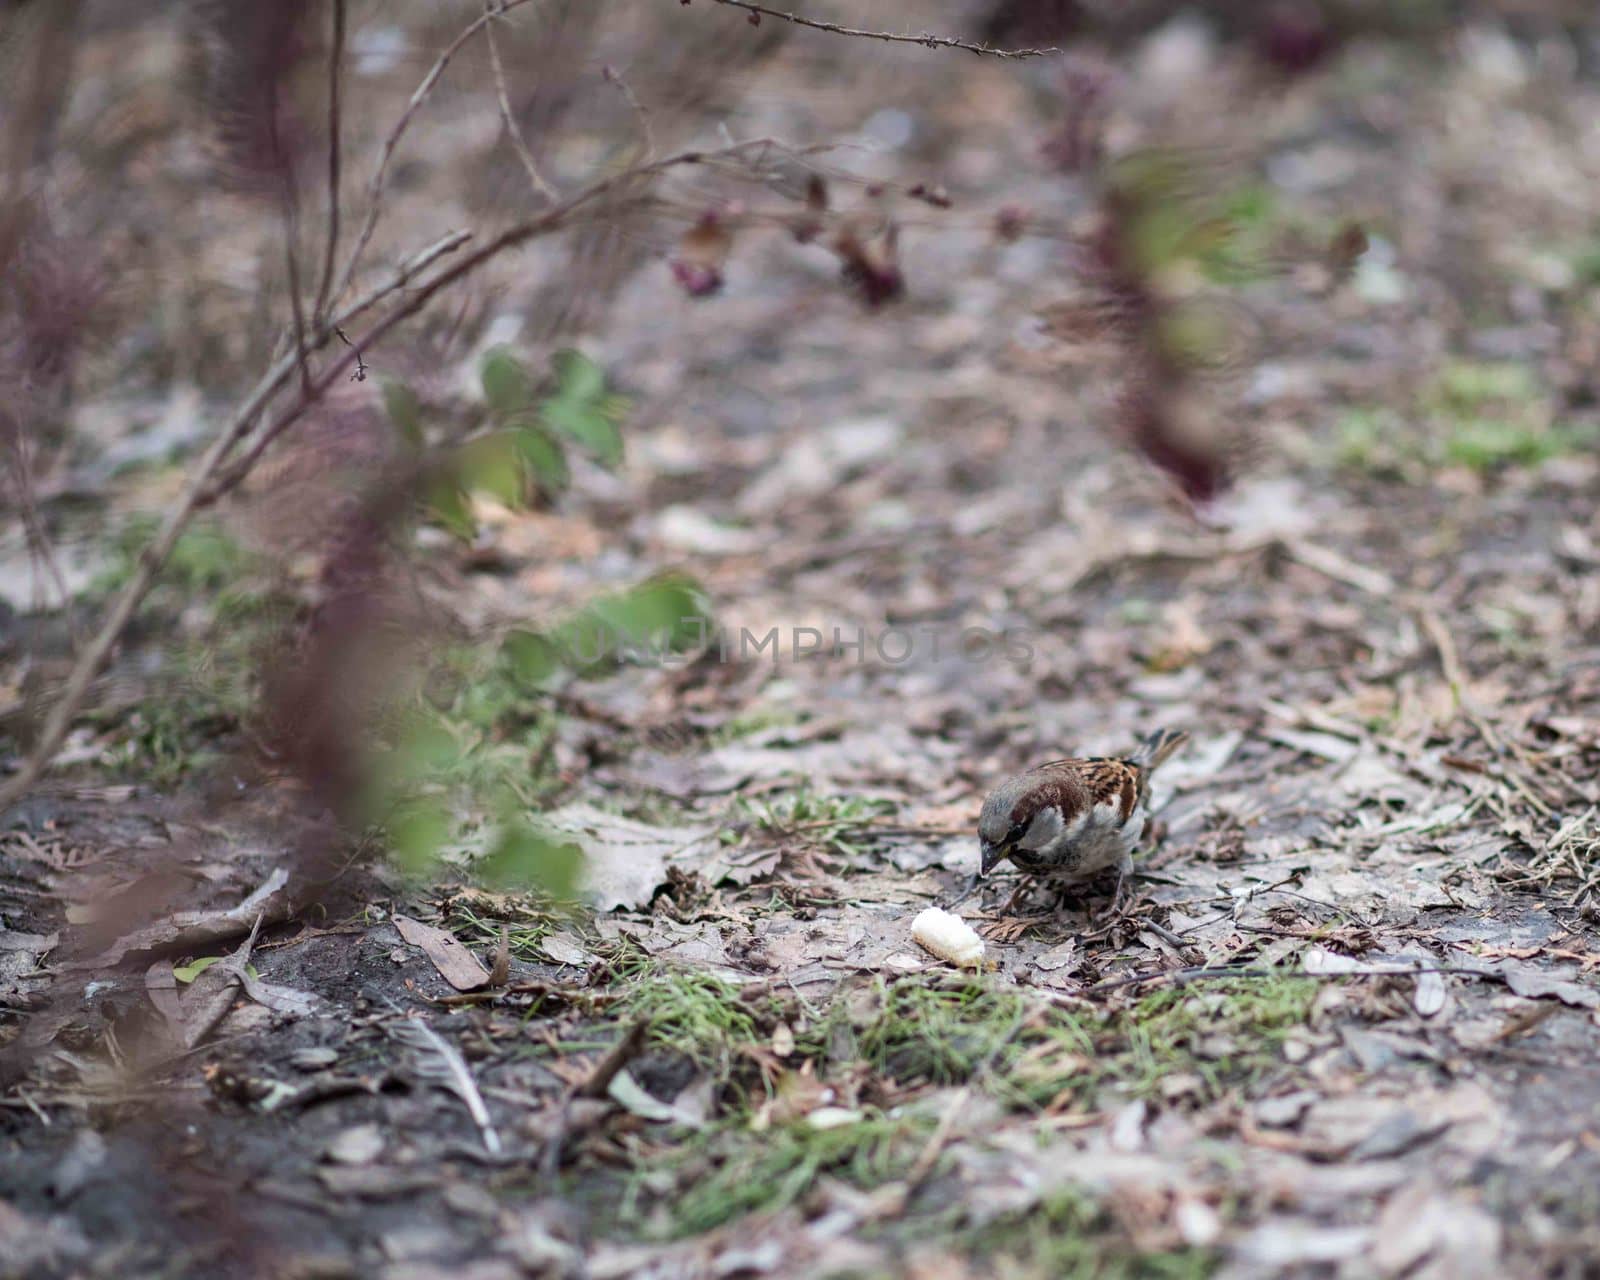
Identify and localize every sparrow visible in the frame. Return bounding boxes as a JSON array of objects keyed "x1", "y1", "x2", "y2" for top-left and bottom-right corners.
[{"x1": 975, "y1": 728, "x2": 1188, "y2": 909}]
